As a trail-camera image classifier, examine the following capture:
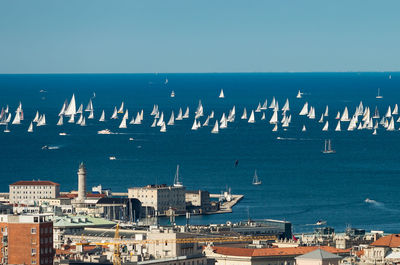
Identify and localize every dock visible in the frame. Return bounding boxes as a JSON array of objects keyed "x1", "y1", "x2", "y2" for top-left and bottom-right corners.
[{"x1": 208, "y1": 194, "x2": 244, "y2": 214}]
